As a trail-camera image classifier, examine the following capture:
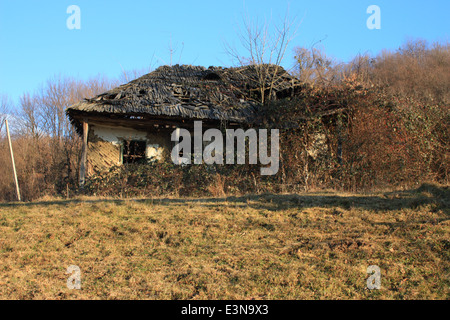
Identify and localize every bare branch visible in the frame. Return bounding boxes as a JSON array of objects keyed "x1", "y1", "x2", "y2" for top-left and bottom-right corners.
[{"x1": 224, "y1": 9, "x2": 299, "y2": 104}]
